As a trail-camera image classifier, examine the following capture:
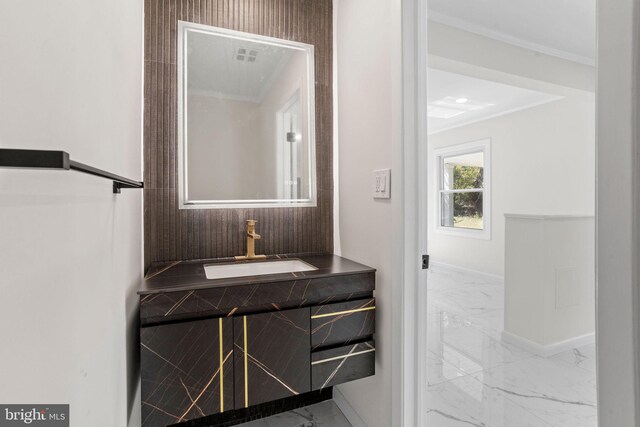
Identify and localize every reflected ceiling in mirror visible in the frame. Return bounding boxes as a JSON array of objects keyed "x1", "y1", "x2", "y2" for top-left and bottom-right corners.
[{"x1": 178, "y1": 22, "x2": 317, "y2": 209}]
